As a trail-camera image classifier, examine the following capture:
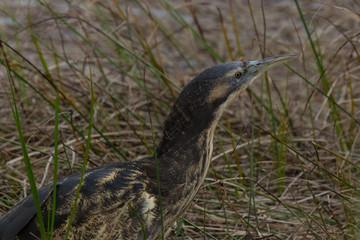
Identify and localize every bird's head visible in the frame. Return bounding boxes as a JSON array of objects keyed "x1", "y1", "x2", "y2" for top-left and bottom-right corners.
[
  {"x1": 190, "y1": 54, "x2": 297, "y2": 114},
  {"x1": 158, "y1": 54, "x2": 296, "y2": 155}
]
